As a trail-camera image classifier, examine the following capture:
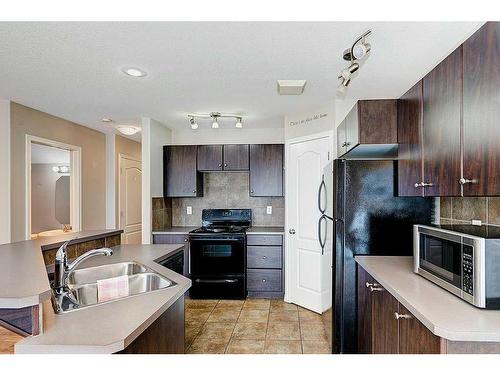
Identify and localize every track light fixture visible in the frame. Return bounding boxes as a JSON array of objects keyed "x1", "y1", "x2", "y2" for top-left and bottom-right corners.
[
  {"x1": 338, "y1": 30, "x2": 372, "y2": 92},
  {"x1": 187, "y1": 112, "x2": 244, "y2": 130}
]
